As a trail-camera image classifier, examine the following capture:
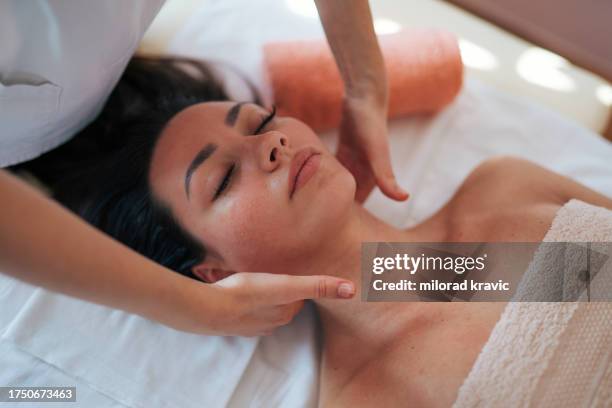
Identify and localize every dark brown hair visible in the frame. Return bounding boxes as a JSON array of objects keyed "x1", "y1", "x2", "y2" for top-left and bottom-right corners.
[{"x1": 13, "y1": 57, "x2": 260, "y2": 279}]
